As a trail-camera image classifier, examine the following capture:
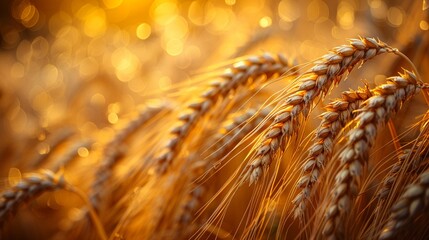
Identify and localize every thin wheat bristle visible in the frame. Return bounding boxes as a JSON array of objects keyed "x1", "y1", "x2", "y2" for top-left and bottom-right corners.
[
  {"x1": 293, "y1": 86, "x2": 372, "y2": 219},
  {"x1": 376, "y1": 139, "x2": 429, "y2": 201},
  {"x1": 322, "y1": 70, "x2": 422, "y2": 239},
  {"x1": 175, "y1": 106, "x2": 272, "y2": 231},
  {"x1": 379, "y1": 170, "x2": 429, "y2": 239},
  {"x1": 155, "y1": 53, "x2": 296, "y2": 174},
  {"x1": 0, "y1": 169, "x2": 66, "y2": 226},
  {"x1": 246, "y1": 37, "x2": 394, "y2": 185}
]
